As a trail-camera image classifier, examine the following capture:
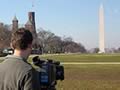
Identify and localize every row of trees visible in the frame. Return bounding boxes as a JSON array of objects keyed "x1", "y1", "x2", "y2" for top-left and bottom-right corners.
[
  {"x1": 37, "y1": 28, "x2": 86, "y2": 53},
  {"x1": 88, "y1": 48, "x2": 120, "y2": 53},
  {"x1": 0, "y1": 25, "x2": 87, "y2": 54},
  {"x1": 1, "y1": 25, "x2": 120, "y2": 54},
  {"x1": 0, "y1": 25, "x2": 11, "y2": 48}
]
